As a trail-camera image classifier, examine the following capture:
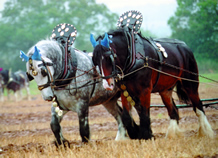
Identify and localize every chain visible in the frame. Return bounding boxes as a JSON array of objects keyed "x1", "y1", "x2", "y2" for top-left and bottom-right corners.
[
  {"x1": 119, "y1": 56, "x2": 218, "y2": 86},
  {"x1": 147, "y1": 57, "x2": 218, "y2": 83}
]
